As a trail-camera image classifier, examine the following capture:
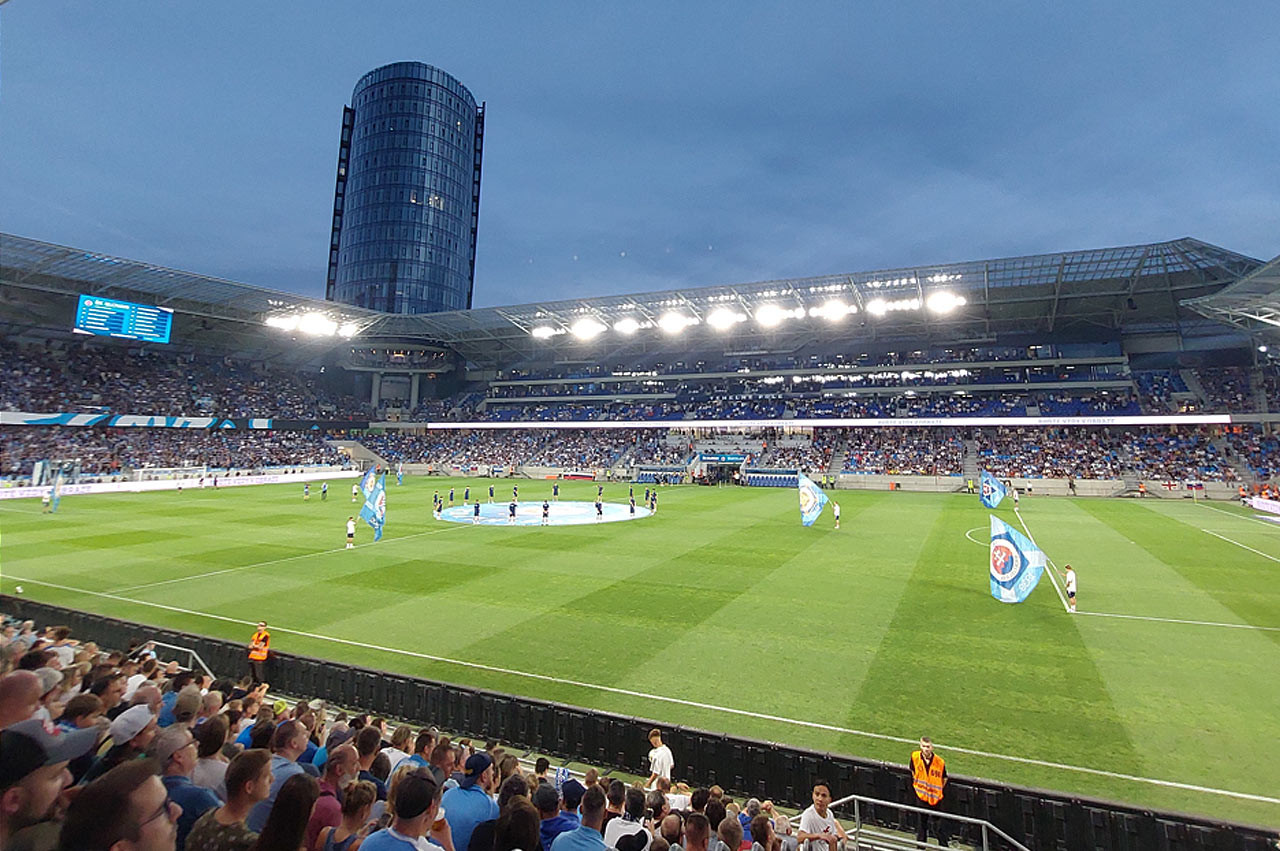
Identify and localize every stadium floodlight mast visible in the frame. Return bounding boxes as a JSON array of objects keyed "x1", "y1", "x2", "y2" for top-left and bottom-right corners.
[
  {"x1": 808, "y1": 299, "x2": 857, "y2": 322},
  {"x1": 265, "y1": 313, "x2": 356, "y2": 337},
  {"x1": 530, "y1": 325, "x2": 560, "y2": 339},
  {"x1": 570, "y1": 317, "x2": 608, "y2": 340},
  {"x1": 613, "y1": 317, "x2": 641, "y2": 335},
  {"x1": 707, "y1": 307, "x2": 747, "y2": 331}
]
